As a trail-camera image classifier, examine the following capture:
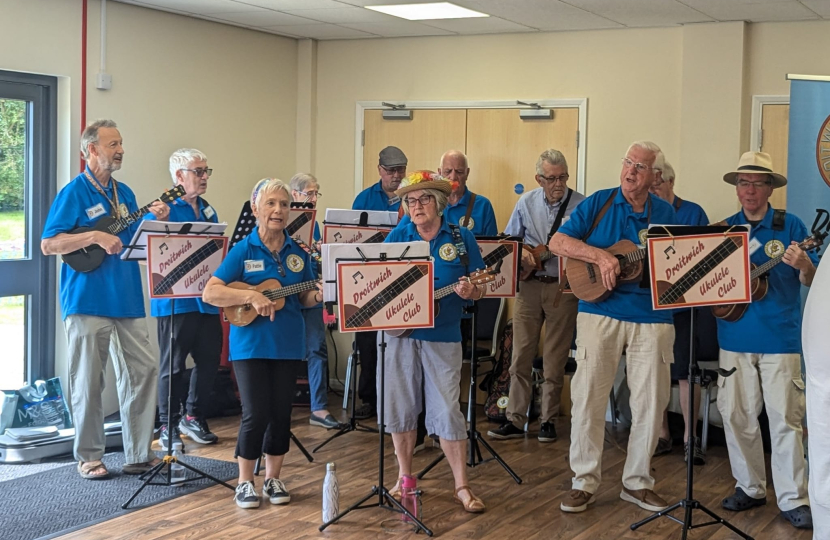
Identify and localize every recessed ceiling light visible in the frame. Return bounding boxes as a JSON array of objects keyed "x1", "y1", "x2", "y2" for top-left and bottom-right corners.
[{"x1": 365, "y1": 2, "x2": 489, "y2": 21}]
